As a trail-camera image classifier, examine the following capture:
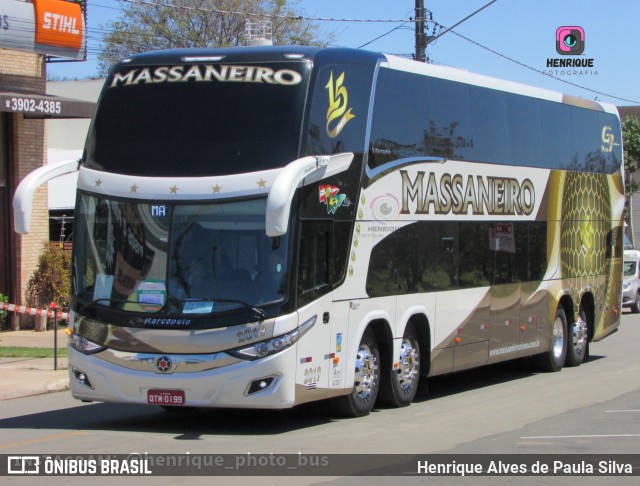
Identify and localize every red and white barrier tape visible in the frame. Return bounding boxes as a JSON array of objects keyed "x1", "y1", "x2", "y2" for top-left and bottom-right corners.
[{"x1": 1, "y1": 302, "x2": 69, "y2": 321}]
